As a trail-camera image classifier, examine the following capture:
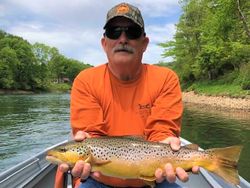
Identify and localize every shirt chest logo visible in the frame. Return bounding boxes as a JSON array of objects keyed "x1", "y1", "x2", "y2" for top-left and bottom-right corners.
[{"x1": 137, "y1": 103, "x2": 151, "y2": 121}]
